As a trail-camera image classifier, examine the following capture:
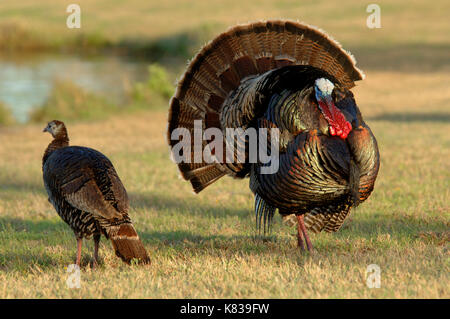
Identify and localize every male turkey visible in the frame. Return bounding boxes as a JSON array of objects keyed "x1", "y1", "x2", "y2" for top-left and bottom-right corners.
[
  {"x1": 42, "y1": 120, "x2": 150, "y2": 265},
  {"x1": 167, "y1": 20, "x2": 380, "y2": 251}
]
